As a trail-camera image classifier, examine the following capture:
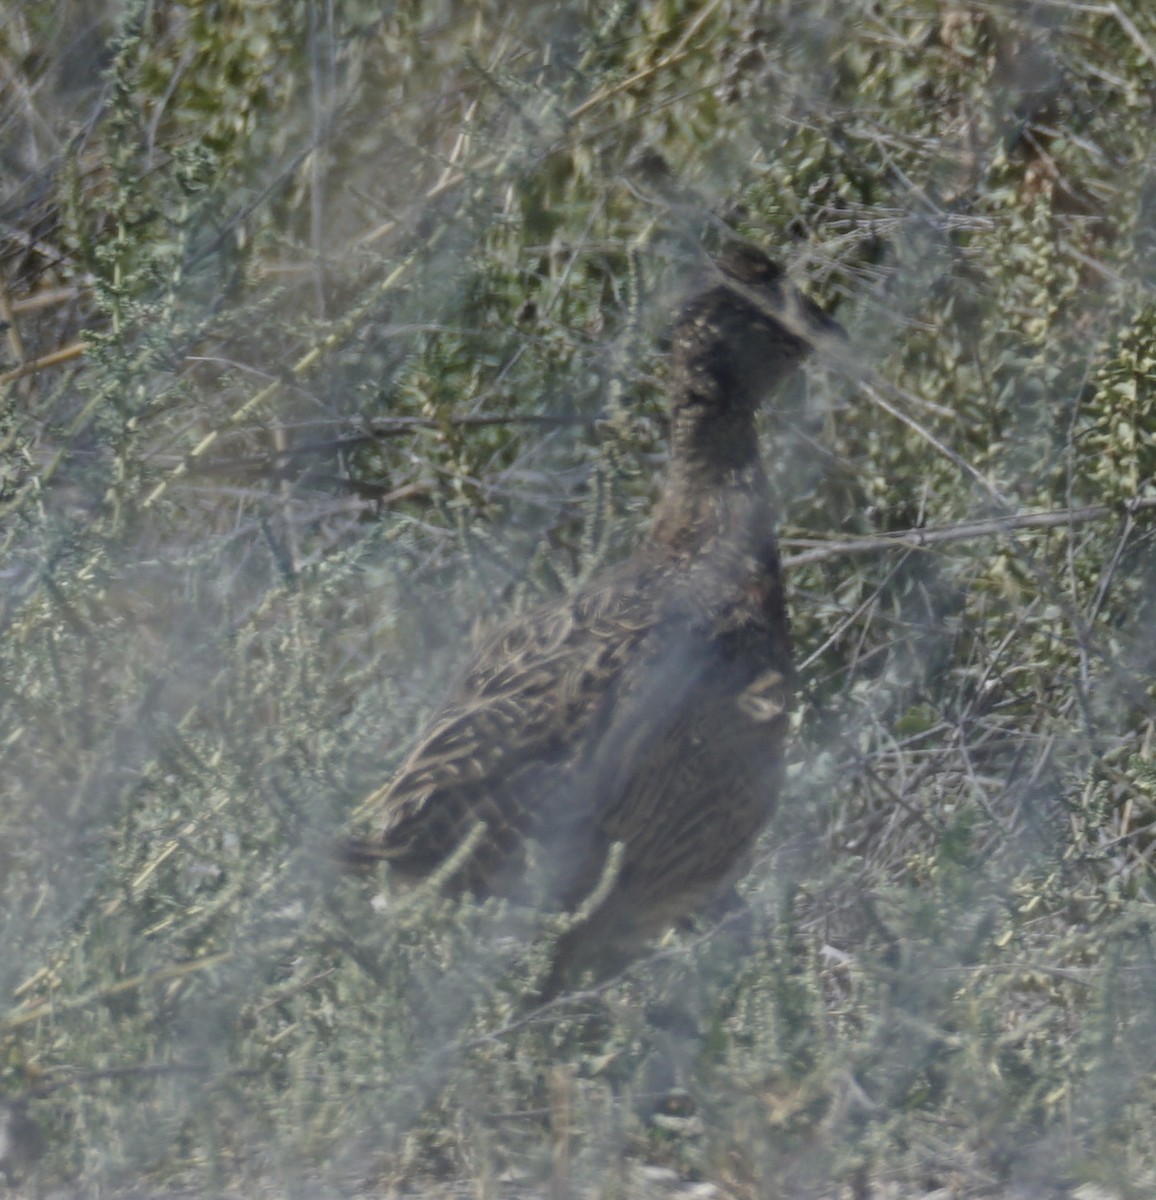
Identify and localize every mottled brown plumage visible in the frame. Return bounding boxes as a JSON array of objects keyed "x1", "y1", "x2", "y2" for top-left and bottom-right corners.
[{"x1": 345, "y1": 244, "x2": 842, "y2": 992}]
